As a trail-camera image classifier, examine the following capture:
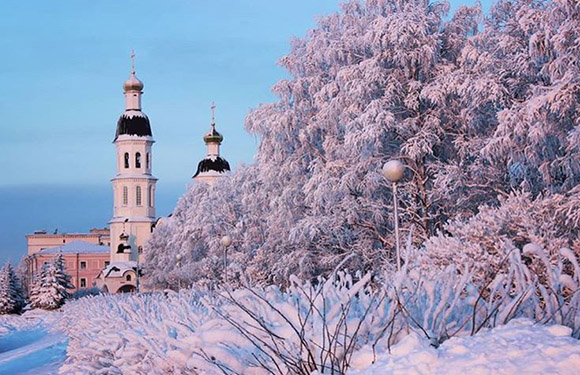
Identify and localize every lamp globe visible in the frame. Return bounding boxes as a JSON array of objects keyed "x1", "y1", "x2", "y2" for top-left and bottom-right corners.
[
  {"x1": 382, "y1": 160, "x2": 405, "y2": 182},
  {"x1": 220, "y1": 235, "x2": 232, "y2": 247}
]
